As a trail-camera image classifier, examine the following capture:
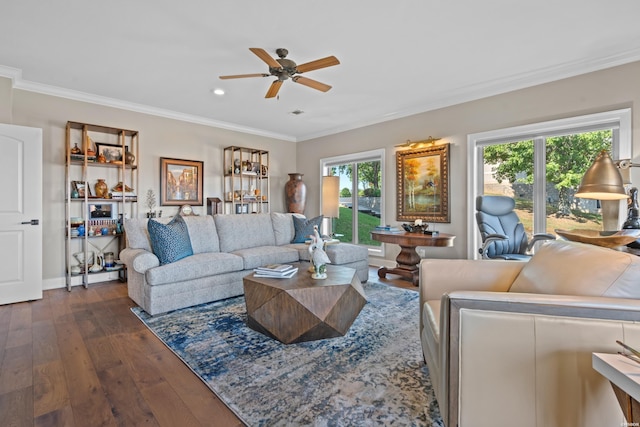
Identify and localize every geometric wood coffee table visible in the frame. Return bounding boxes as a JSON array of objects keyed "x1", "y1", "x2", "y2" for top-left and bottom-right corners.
[{"x1": 243, "y1": 263, "x2": 367, "y2": 344}]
